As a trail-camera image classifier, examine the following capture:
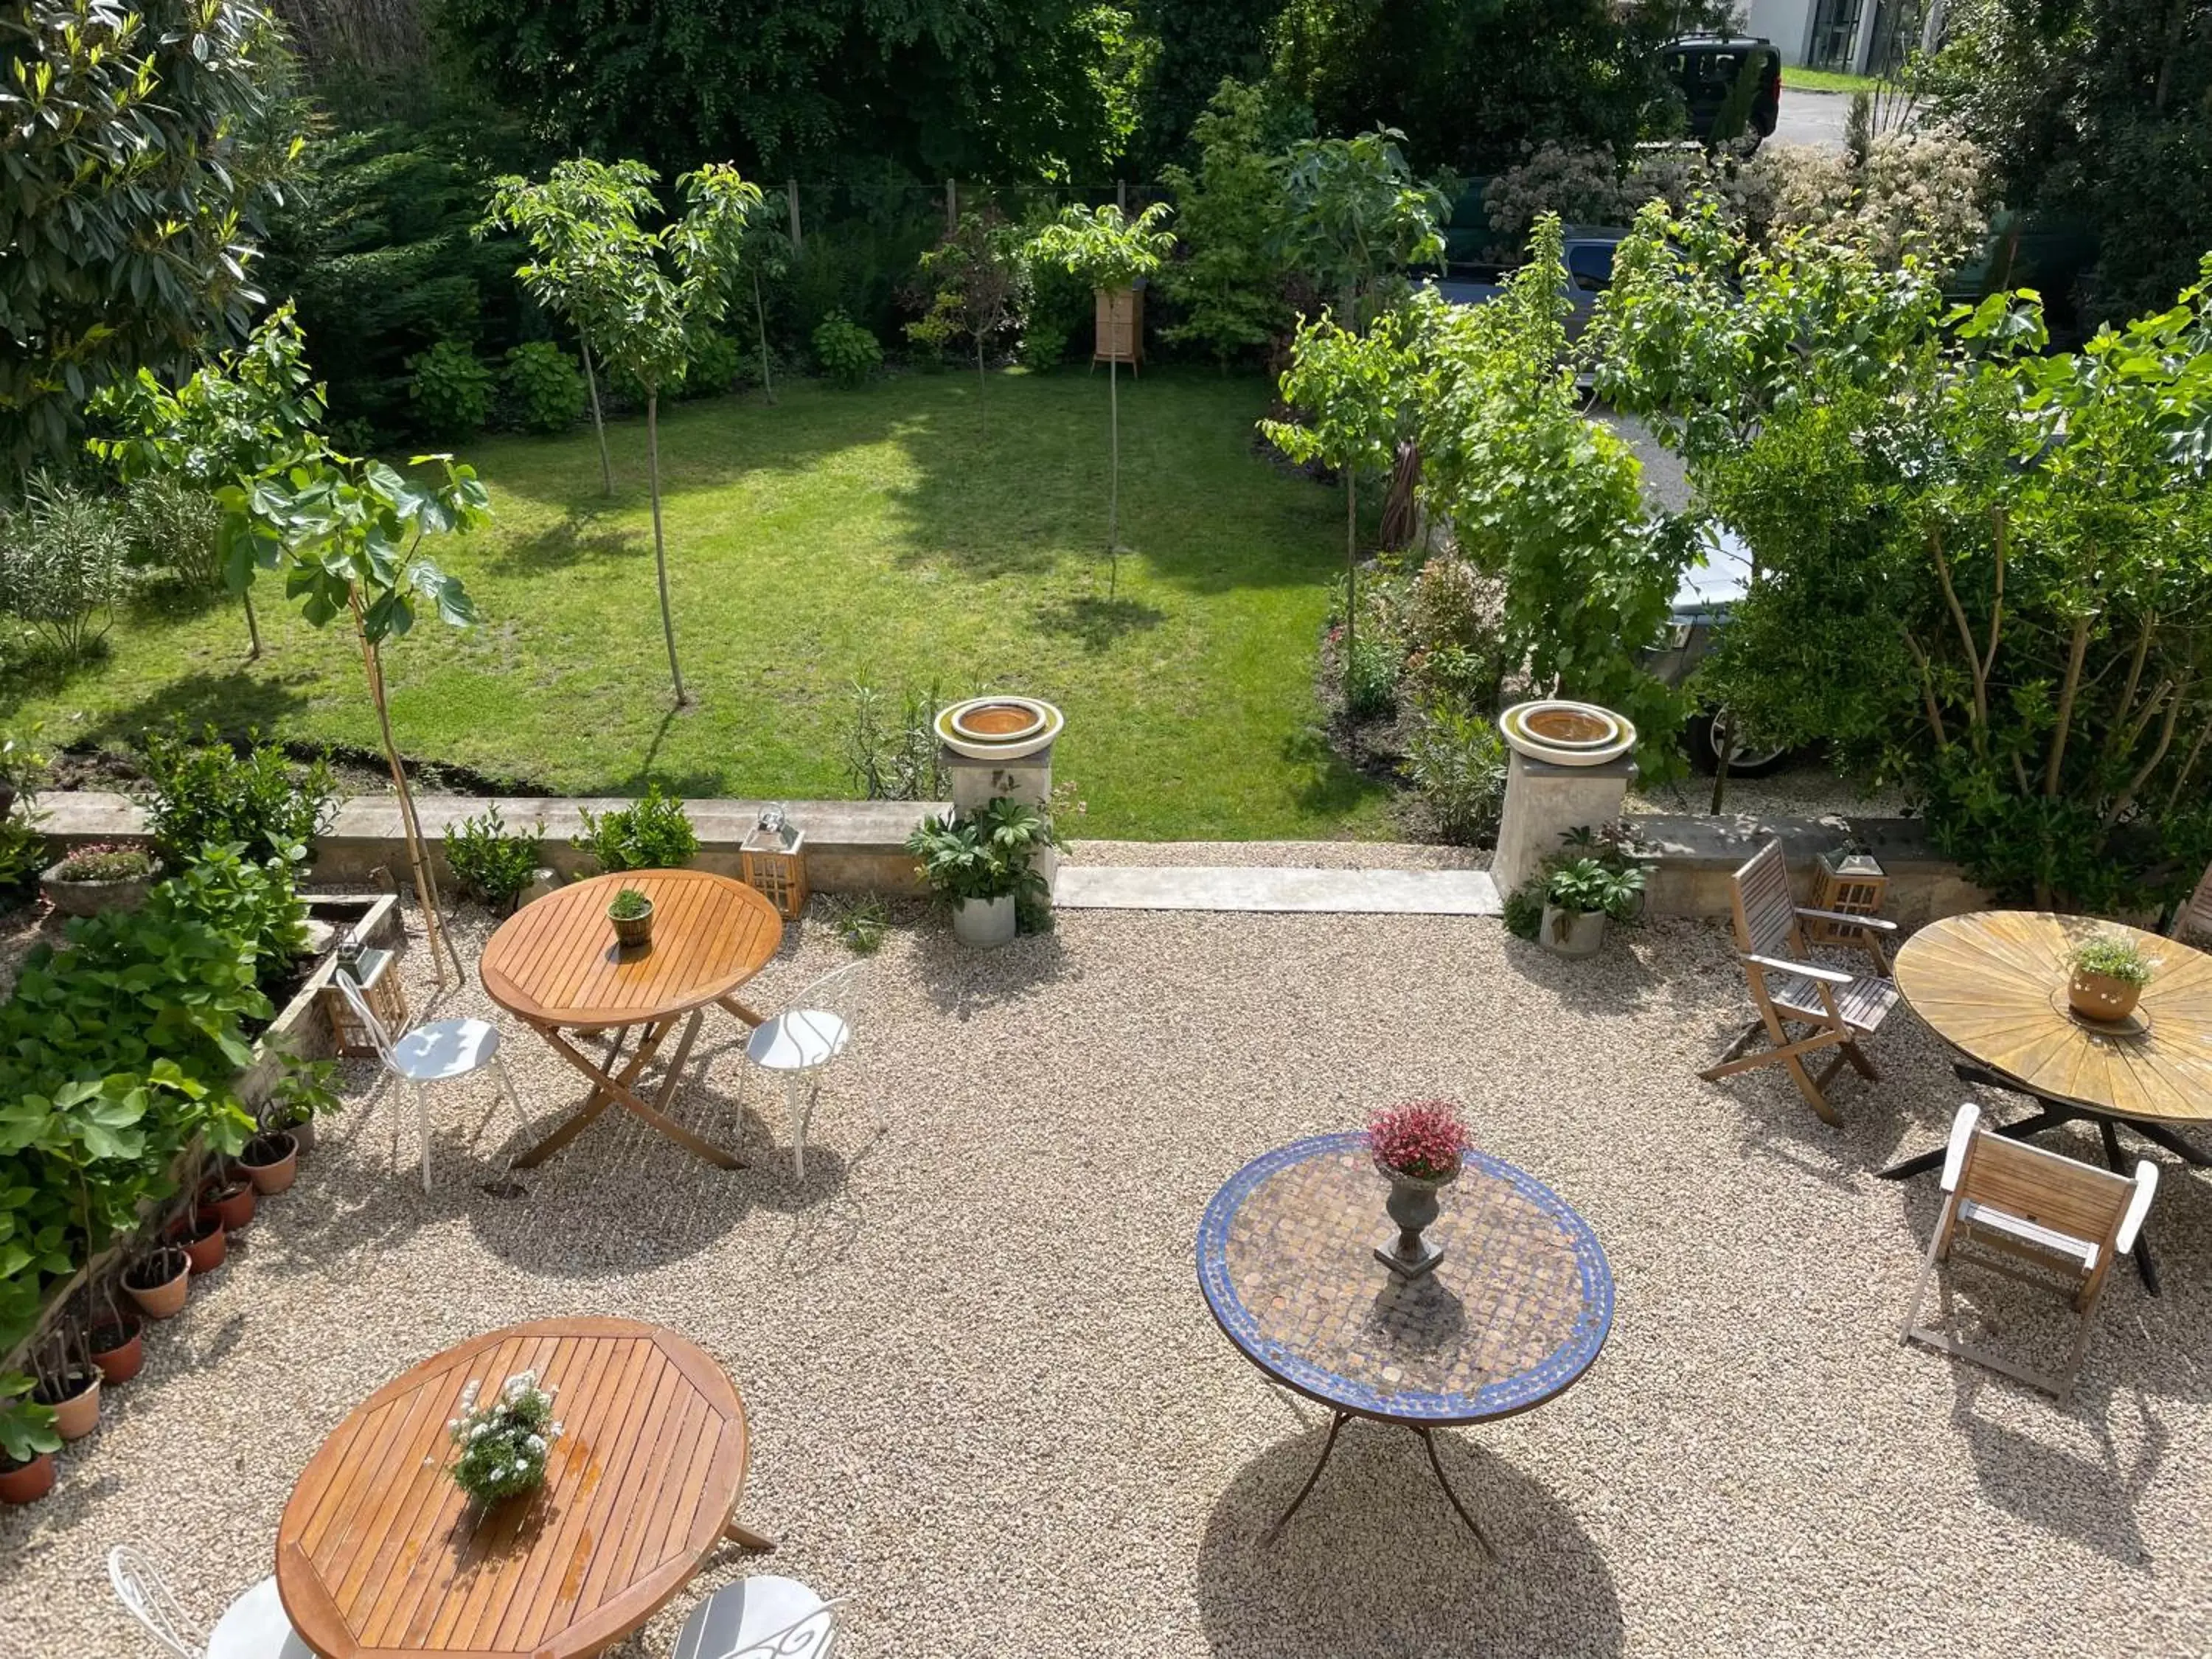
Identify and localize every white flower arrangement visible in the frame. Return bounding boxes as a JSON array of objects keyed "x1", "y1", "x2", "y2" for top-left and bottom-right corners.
[{"x1": 447, "y1": 1369, "x2": 561, "y2": 1503}]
